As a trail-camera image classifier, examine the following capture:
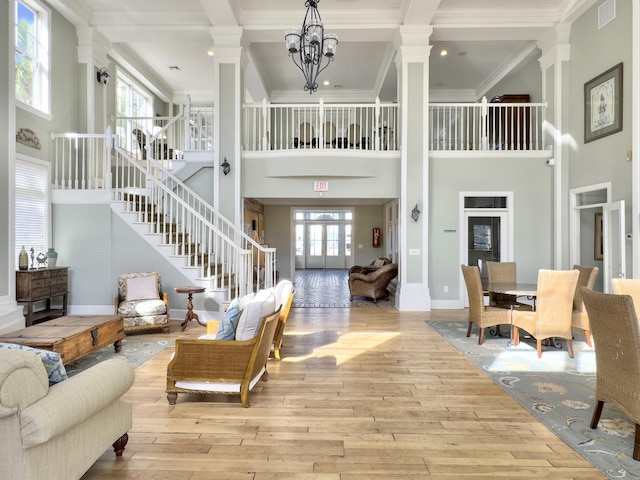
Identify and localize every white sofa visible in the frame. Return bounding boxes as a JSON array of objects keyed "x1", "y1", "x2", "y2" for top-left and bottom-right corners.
[{"x1": 0, "y1": 348, "x2": 135, "y2": 480}]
